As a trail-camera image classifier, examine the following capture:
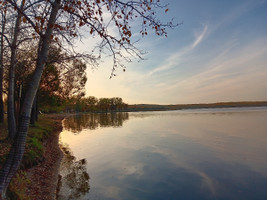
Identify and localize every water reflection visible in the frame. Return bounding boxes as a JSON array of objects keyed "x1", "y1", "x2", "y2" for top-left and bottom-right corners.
[
  {"x1": 59, "y1": 108, "x2": 267, "y2": 200},
  {"x1": 63, "y1": 112, "x2": 129, "y2": 133},
  {"x1": 128, "y1": 107, "x2": 267, "y2": 119},
  {"x1": 57, "y1": 144, "x2": 90, "y2": 200}
]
